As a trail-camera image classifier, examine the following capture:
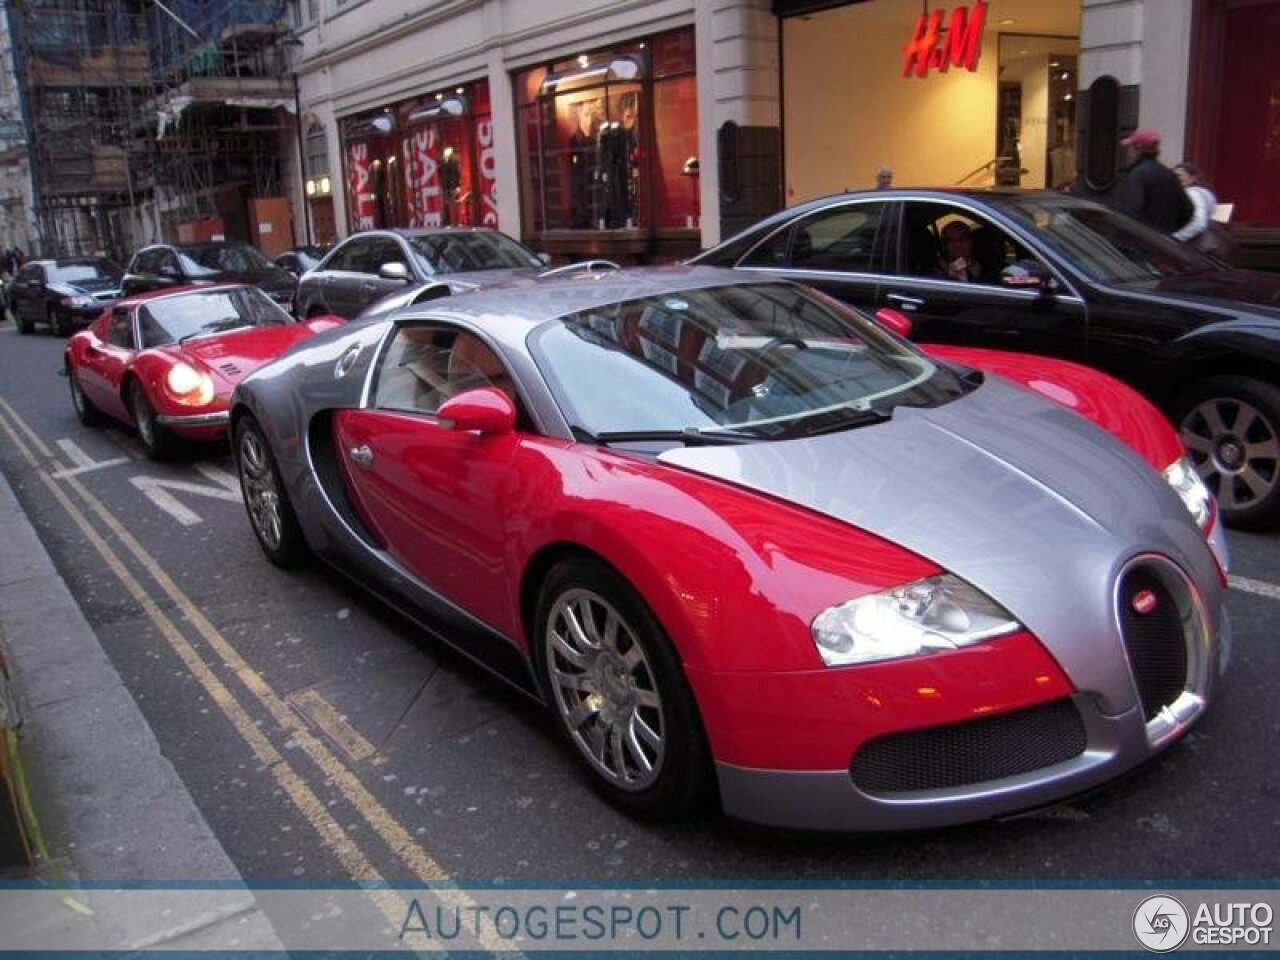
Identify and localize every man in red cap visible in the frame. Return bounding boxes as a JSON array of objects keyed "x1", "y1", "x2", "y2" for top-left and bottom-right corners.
[{"x1": 1119, "y1": 128, "x2": 1193, "y2": 234}]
